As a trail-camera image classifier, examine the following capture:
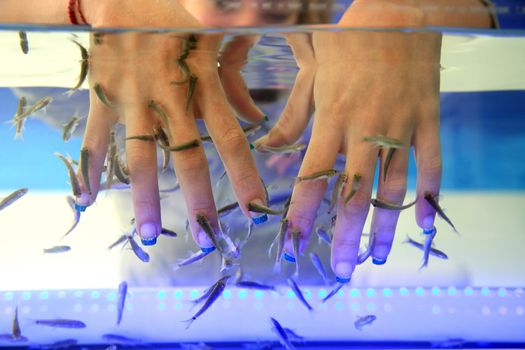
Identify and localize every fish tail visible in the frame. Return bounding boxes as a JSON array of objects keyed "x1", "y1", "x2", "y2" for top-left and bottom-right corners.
[{"x1": 182, "y1": 318, "x2": 195, "y2": 330}]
